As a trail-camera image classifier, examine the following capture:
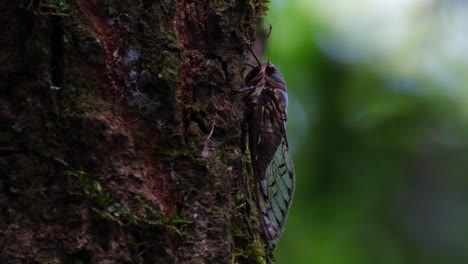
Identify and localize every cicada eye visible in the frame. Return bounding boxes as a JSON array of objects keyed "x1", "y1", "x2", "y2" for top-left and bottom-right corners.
[{"x1": 265, "y1": 64, "x2": 276, "y2": 75}]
